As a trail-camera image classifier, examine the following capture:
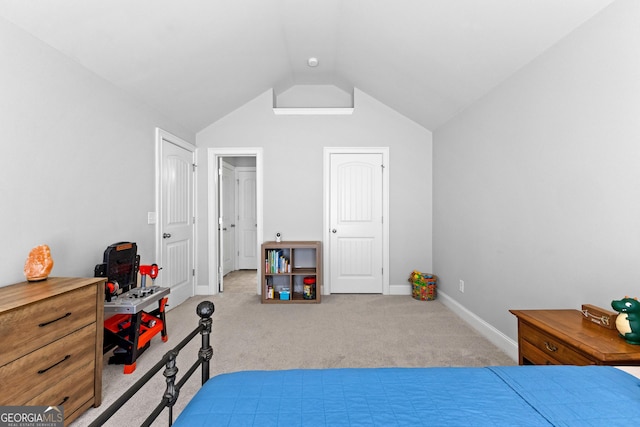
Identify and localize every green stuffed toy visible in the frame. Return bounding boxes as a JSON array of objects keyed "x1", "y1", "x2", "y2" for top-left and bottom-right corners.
[{"x1": 611, "y1": 297, "x2": 640, "y2": 345}]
